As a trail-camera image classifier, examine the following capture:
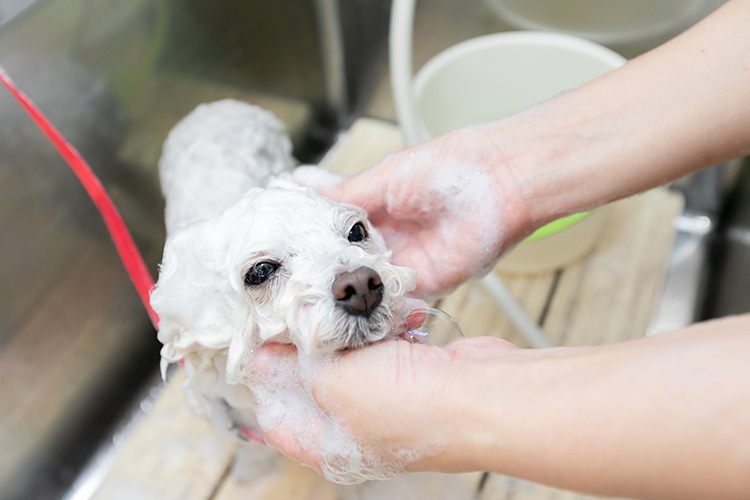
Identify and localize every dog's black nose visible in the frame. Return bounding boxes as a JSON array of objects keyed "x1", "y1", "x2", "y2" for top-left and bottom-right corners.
[{"x1": 332, "y1": 267, "x2": 384, "y2": 317}]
